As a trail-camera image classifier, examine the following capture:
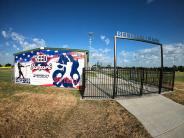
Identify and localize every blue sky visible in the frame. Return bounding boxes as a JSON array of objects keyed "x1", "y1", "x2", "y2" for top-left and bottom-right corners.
[{"x1": 0, "y1": 0, "x2": 184, "y2": 67}]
